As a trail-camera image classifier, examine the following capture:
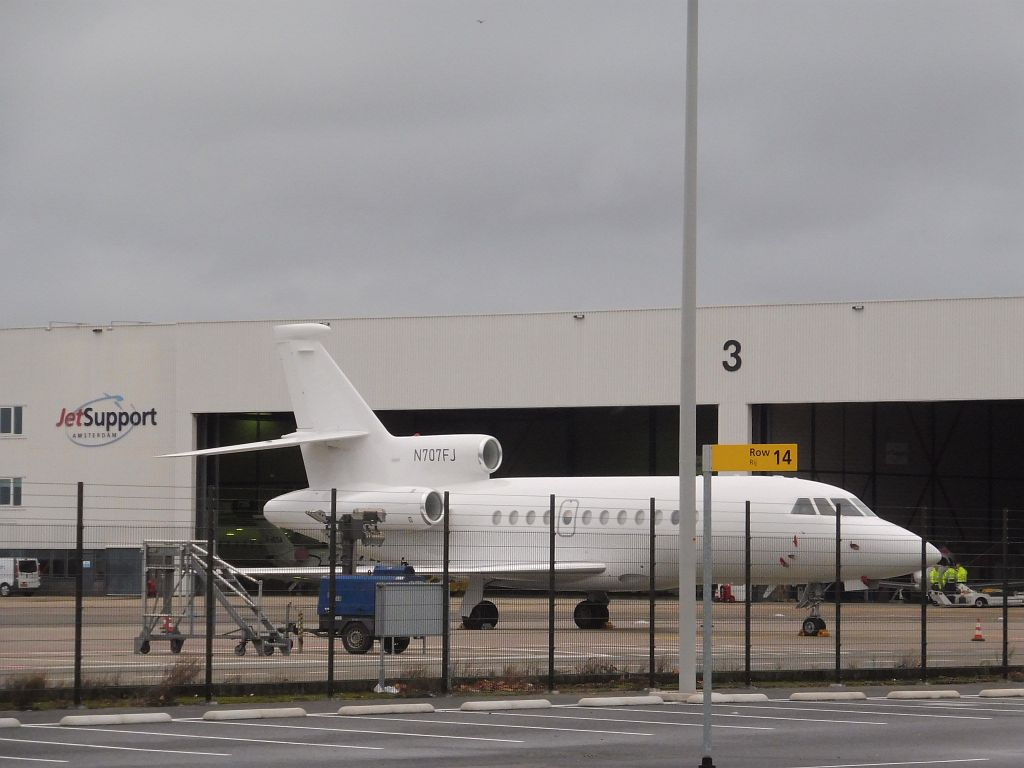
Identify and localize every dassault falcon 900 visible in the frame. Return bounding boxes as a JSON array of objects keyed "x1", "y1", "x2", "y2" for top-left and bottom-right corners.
[{"x1": 163, "y1": 323, "x2": 940, "y2": 636}]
